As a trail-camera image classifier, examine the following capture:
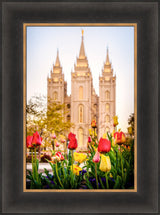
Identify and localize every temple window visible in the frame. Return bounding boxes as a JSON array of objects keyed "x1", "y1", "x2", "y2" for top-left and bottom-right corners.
[
  {"x1": 106, "y1": 90, "x2": 110, "y2": 100},
  {"x1": 79, "y1": 104, "x2": 83, "y2": 123},
  {"x1": 106, "y1": 115, "x2": 110, "y2": 123},
  {"x1": 106, "y1": 104, "x2": 110, "y2": 113},
  {"x1": 53, "y1": 92, "x2": 58, "y2": 100},
  {"x1": 79, "y1": 86, "x2": 83, "y2": 100}
]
